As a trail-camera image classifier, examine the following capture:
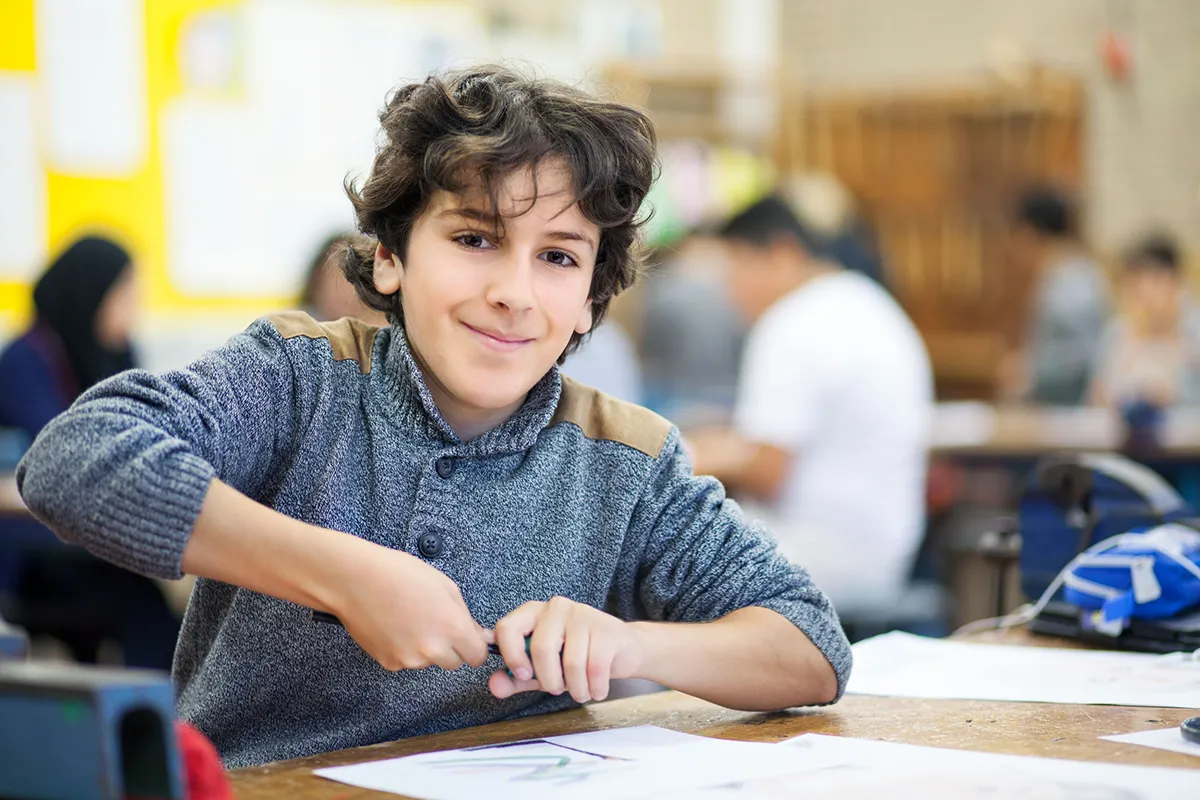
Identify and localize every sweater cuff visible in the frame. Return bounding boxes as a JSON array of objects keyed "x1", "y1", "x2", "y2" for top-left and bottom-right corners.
[
  {"x1": 756, "y1": 596, "x2": 854, "y2": 704},
  {"x1": 96, "y1": 451, "x2": 215, "y2": 580}
]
